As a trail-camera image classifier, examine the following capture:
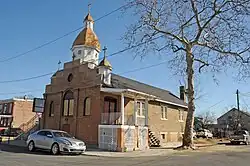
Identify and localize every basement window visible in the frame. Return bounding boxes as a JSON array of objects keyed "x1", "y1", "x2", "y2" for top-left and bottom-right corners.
[{"x1": 161, "y1": 134, "x2": 166, "y2": 139}]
